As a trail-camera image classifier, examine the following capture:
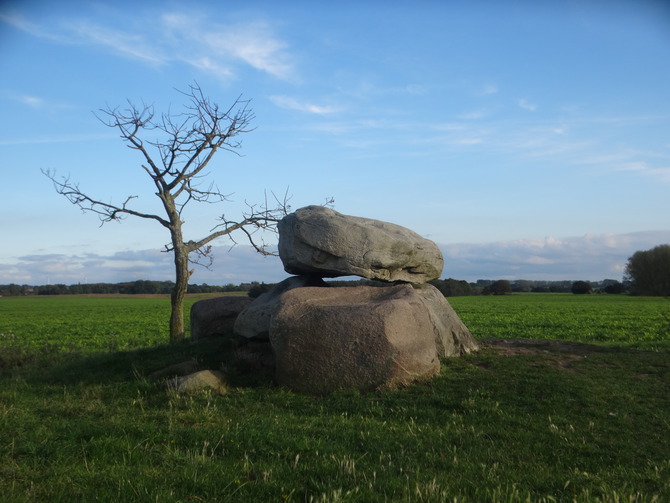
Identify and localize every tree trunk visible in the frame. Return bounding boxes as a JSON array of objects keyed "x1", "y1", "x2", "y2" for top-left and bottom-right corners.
[{"x1": 170, "y1": 245, "x2": 191, "y2": 342}]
